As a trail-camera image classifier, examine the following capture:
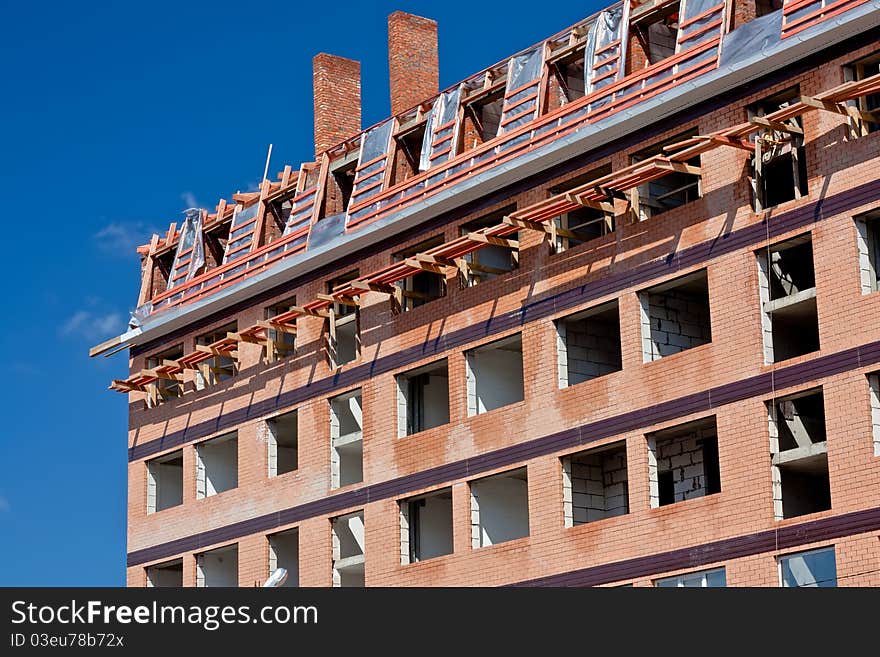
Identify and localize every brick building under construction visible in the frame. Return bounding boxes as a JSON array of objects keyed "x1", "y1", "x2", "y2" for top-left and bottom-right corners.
[{"x1": 92, "y1": 0, "x2": 880, "y2": 587}]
